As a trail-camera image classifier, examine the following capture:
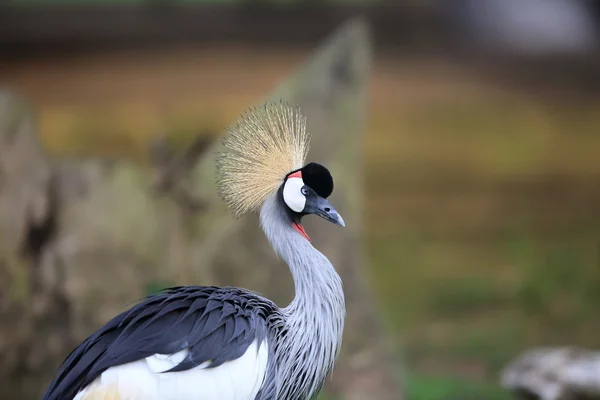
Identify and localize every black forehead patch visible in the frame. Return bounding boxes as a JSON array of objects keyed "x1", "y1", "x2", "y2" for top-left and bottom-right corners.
[{"x1": 301, "y1": 162, "x2": 334, "y2": 198}]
